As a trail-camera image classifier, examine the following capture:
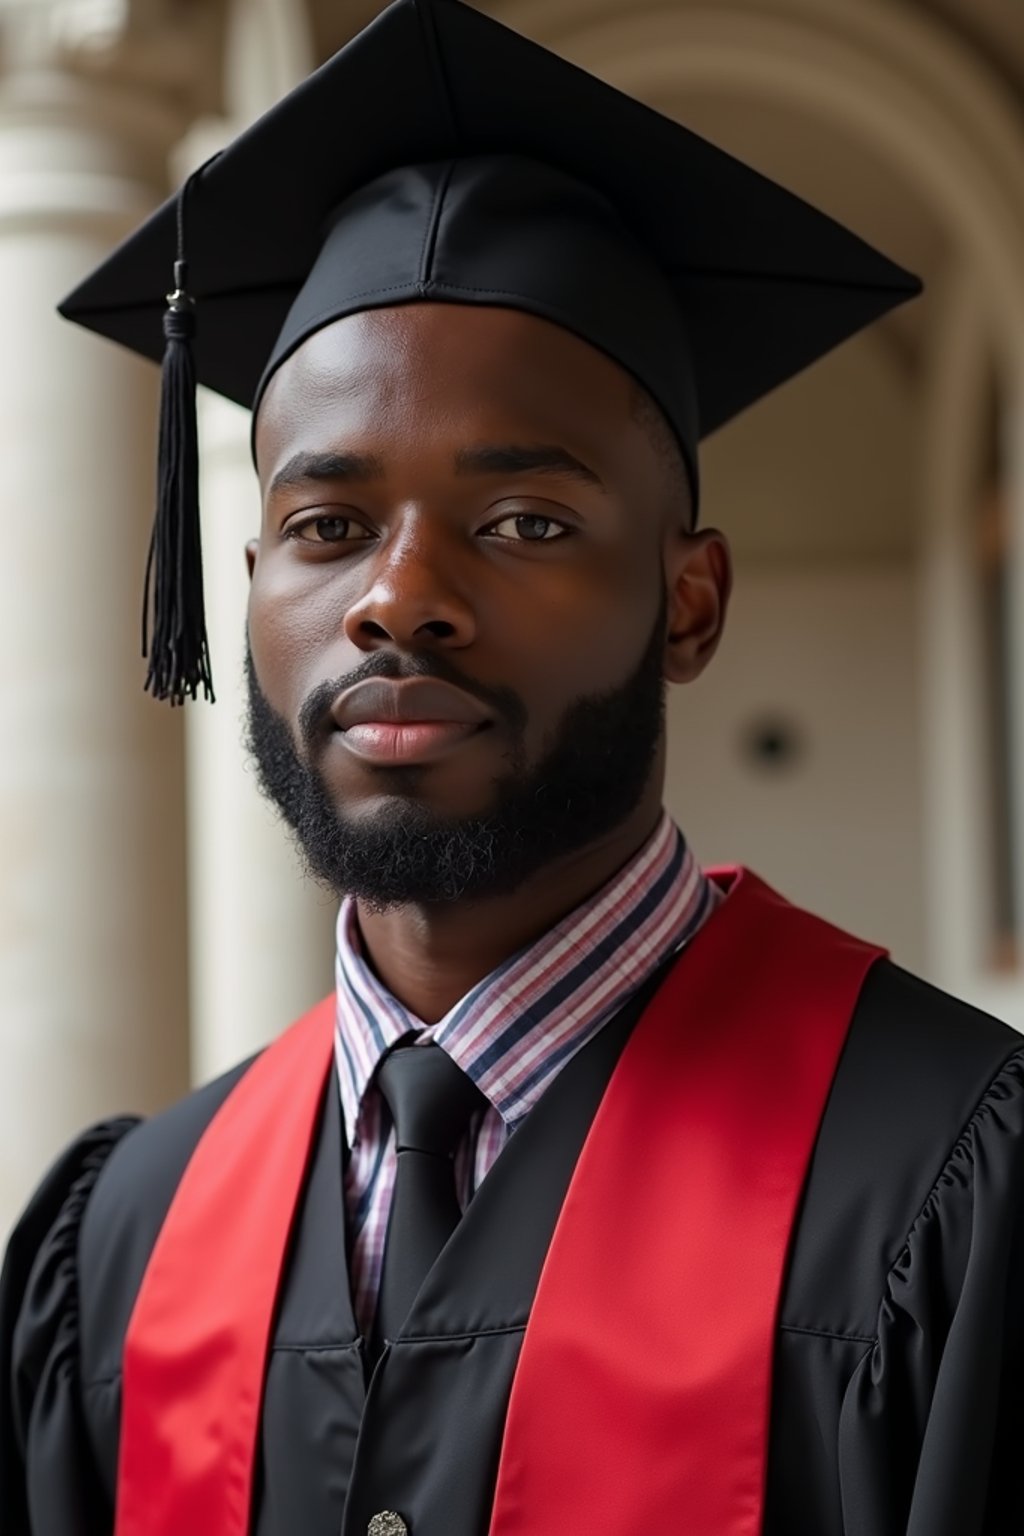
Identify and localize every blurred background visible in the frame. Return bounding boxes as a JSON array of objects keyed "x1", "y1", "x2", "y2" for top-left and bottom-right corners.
[{"x1": 1, "y1": 0, "x2": 1024, "y2": 1233}]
